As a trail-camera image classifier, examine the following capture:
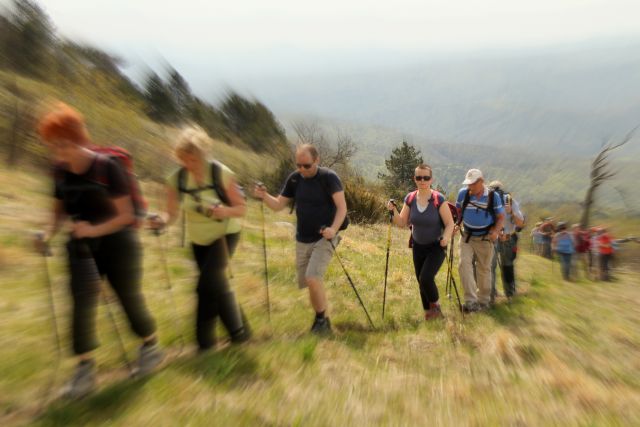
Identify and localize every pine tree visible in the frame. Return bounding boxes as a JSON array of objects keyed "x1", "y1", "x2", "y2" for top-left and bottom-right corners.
[
  {"x1": 143, "y1": 72, "x2": 178, "y2": 123},
  {"x1": 378, "y1": 140, "x2": 424, "y2": 200},
  {"x1": 3, "y1": 0, "x2": 55, "y2": 77},
  {"x1": 168, "y1": 68, "x2": 193, "y2": 117},
  {"x1": 220, "y1": 92, "x2": 286, "y2": 152}
]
